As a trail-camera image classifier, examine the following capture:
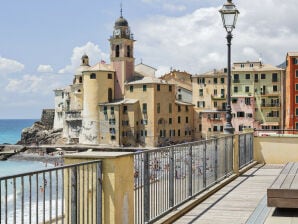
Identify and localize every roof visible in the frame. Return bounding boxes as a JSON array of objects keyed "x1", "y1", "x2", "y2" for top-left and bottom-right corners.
[
  {"x1": 193, "y1": 69, "x2": 227, "y2": 78},
  {"x1": 99, "y1": 98, "x2": 138, "y2": 106},
  {"x1": 175, "y1": 101, "x2": 194, "y2": 106},
  {"x1": 115, "y1": 16, "x2": 128, "y2": 27},
  {"x1": 127, "y1": 76, "x2": 168, "y2": 85},
  {"x1": 287, "y1": 52, "x2": 298, "y2": 57},
  {"x1": 89, "y1": 62, "x2": 114, "y2": 72},
  {"x1": 232, "y1": 63, "x2": 284, "y2": 72}
]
